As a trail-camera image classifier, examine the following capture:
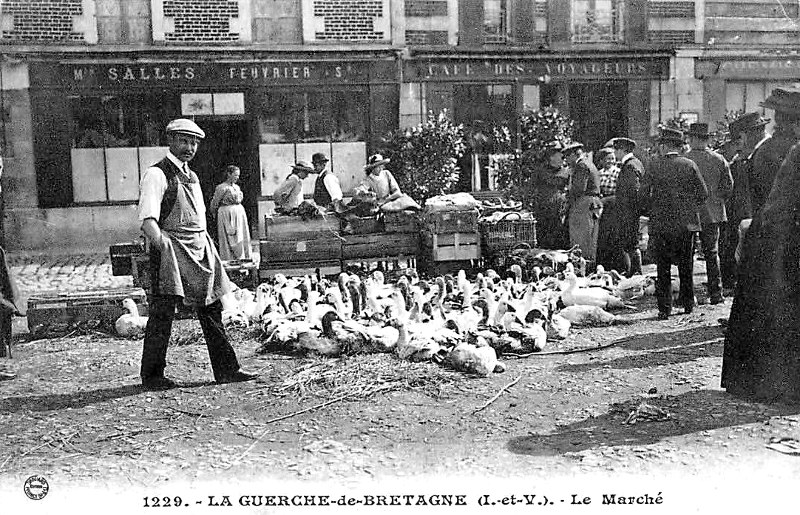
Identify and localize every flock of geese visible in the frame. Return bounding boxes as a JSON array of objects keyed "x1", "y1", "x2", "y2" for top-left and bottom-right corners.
[{"x1": 115, "y1": 261, "x2": 663, "y2": 375}]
